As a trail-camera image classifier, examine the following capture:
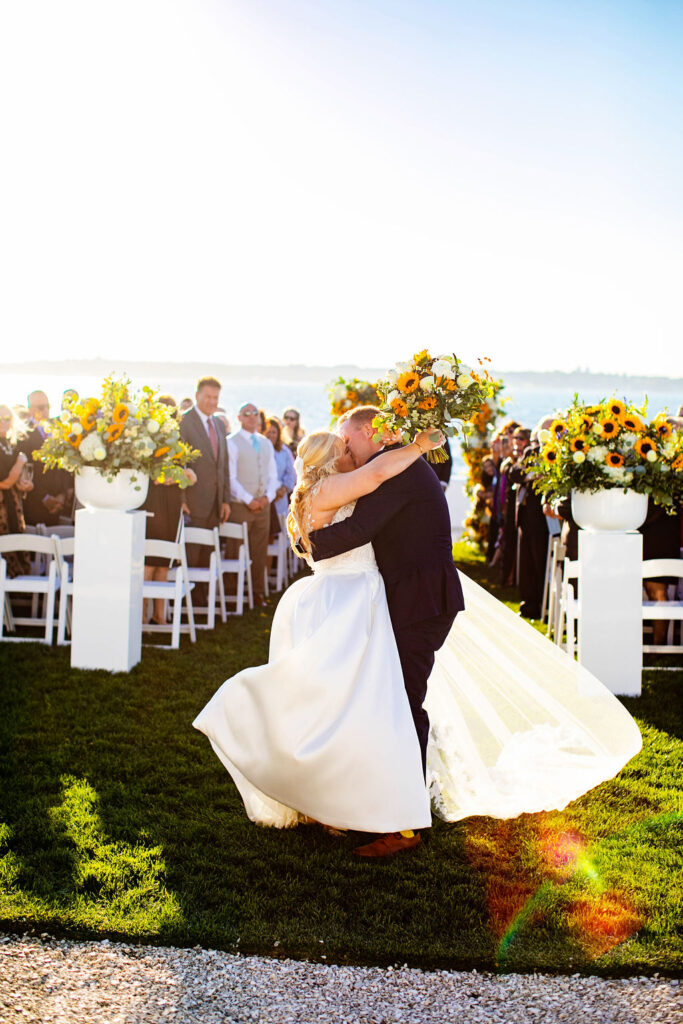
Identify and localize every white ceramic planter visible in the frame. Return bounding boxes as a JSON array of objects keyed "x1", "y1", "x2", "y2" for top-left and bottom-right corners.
[
  {"x1": 571, "y1": 488, "x2": 648, "y2": 533},
  {"x1": 75, "y1": 467, "x2": 149, "y2": 511}
]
